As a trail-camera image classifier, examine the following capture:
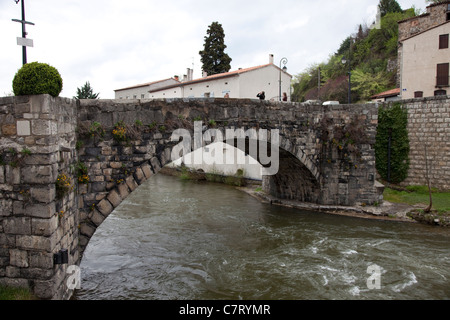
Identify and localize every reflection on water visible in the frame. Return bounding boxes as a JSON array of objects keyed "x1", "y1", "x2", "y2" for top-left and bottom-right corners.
[{"x1": 76, "y1": 174, "x2": 450, "y2": 300}]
